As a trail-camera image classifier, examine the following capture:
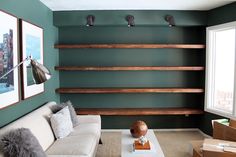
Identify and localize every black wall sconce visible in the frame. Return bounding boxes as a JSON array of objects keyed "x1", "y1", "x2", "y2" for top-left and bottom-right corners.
[
  {"x1": 165, "y1": 15, "x2": 175, "y2": 27},
  {"x1": 86, "y1": 15, "x2": 95, "y2": 26},
  {"x1": 126, "y1": 15, "x2": 135, "y2": 27}
]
